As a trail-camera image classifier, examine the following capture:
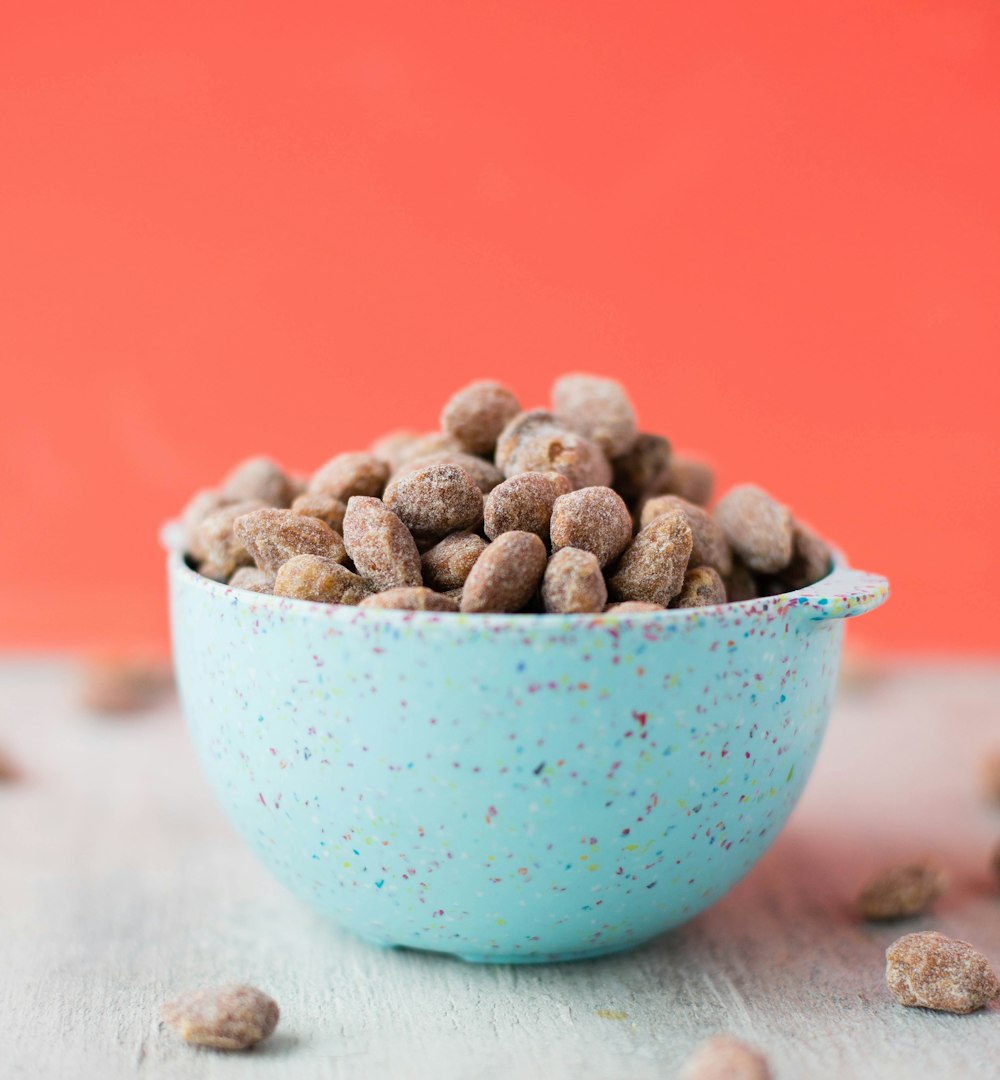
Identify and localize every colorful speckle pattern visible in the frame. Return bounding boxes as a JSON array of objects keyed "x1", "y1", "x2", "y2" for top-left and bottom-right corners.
[{"x1": 169, "y1": 551, "x2": 887, "y2": 963}]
